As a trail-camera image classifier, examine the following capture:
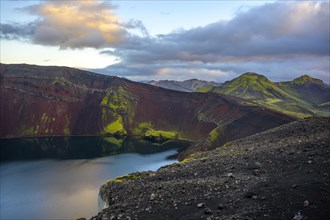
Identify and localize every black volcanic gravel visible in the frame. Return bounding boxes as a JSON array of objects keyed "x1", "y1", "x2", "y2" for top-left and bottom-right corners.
[{"x1": 91, "y1": 117, "x2": 330, "y2": 220}]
